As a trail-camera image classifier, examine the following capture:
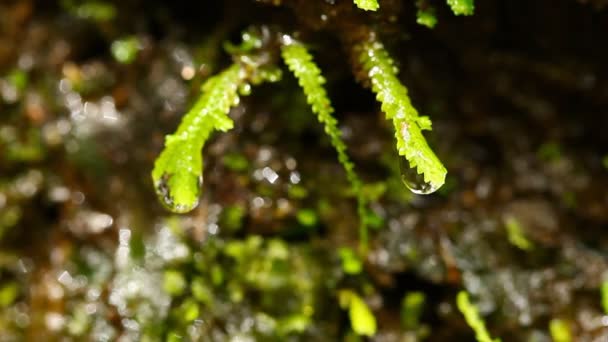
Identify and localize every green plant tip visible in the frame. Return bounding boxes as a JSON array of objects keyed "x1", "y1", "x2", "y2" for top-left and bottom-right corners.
[
  {"x1": 446, "y1": 0, "x2": 475, "y2": 16},
  {"x1": 417, "y1": 9, "x2": 438, "y2": 28},
  {"x1": 296, "y1": 209, "x2": 318, "y2": 227},
  {"x1": 338, "y1": 248, "x2": 363, "y2": 275},
  {"x1": 349, "y1": 293, "x2": 377, "y2": 336},
  {"x1": 163, "y1": 270, "x2": 187, "y2": 296},
  {"x1": 601, "y1": 280, "x2": 608, "y2": 314},
  {"x1": 456, "y1": 291, "x2": 500, "y2": 342},
  {"x1": 504, "y1": 215, "x2": 533, "y2": 251},
  {"x1": 359, "y1": 40, "x2": 447, "y2": 193},
  {"x1": 549, "y1": 319, "x2": 572, "y2": 342},
  {"x1": 111, "y1": 36, "x2": 141, "y2": 64},
  {"x1": 152, "y1": 64, "x2": 242, "y2": 213},
  {"x1": 354, "y1": 0, "x2": 379, "y2": 11}
]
